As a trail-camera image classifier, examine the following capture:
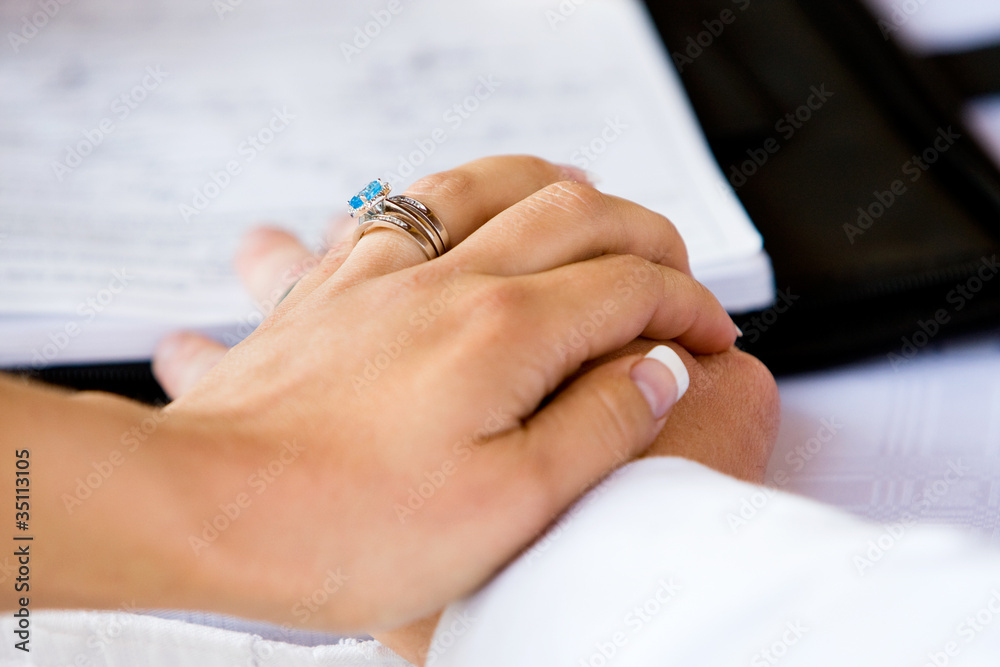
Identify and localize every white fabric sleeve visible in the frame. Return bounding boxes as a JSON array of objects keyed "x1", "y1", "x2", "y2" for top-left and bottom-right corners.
[
  {"x1": 0, "y1": 611, "x2": 411, "y2": 666},
  {"x1": 428, "y1": 457, "x2": 1000, "y2": 666}
]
